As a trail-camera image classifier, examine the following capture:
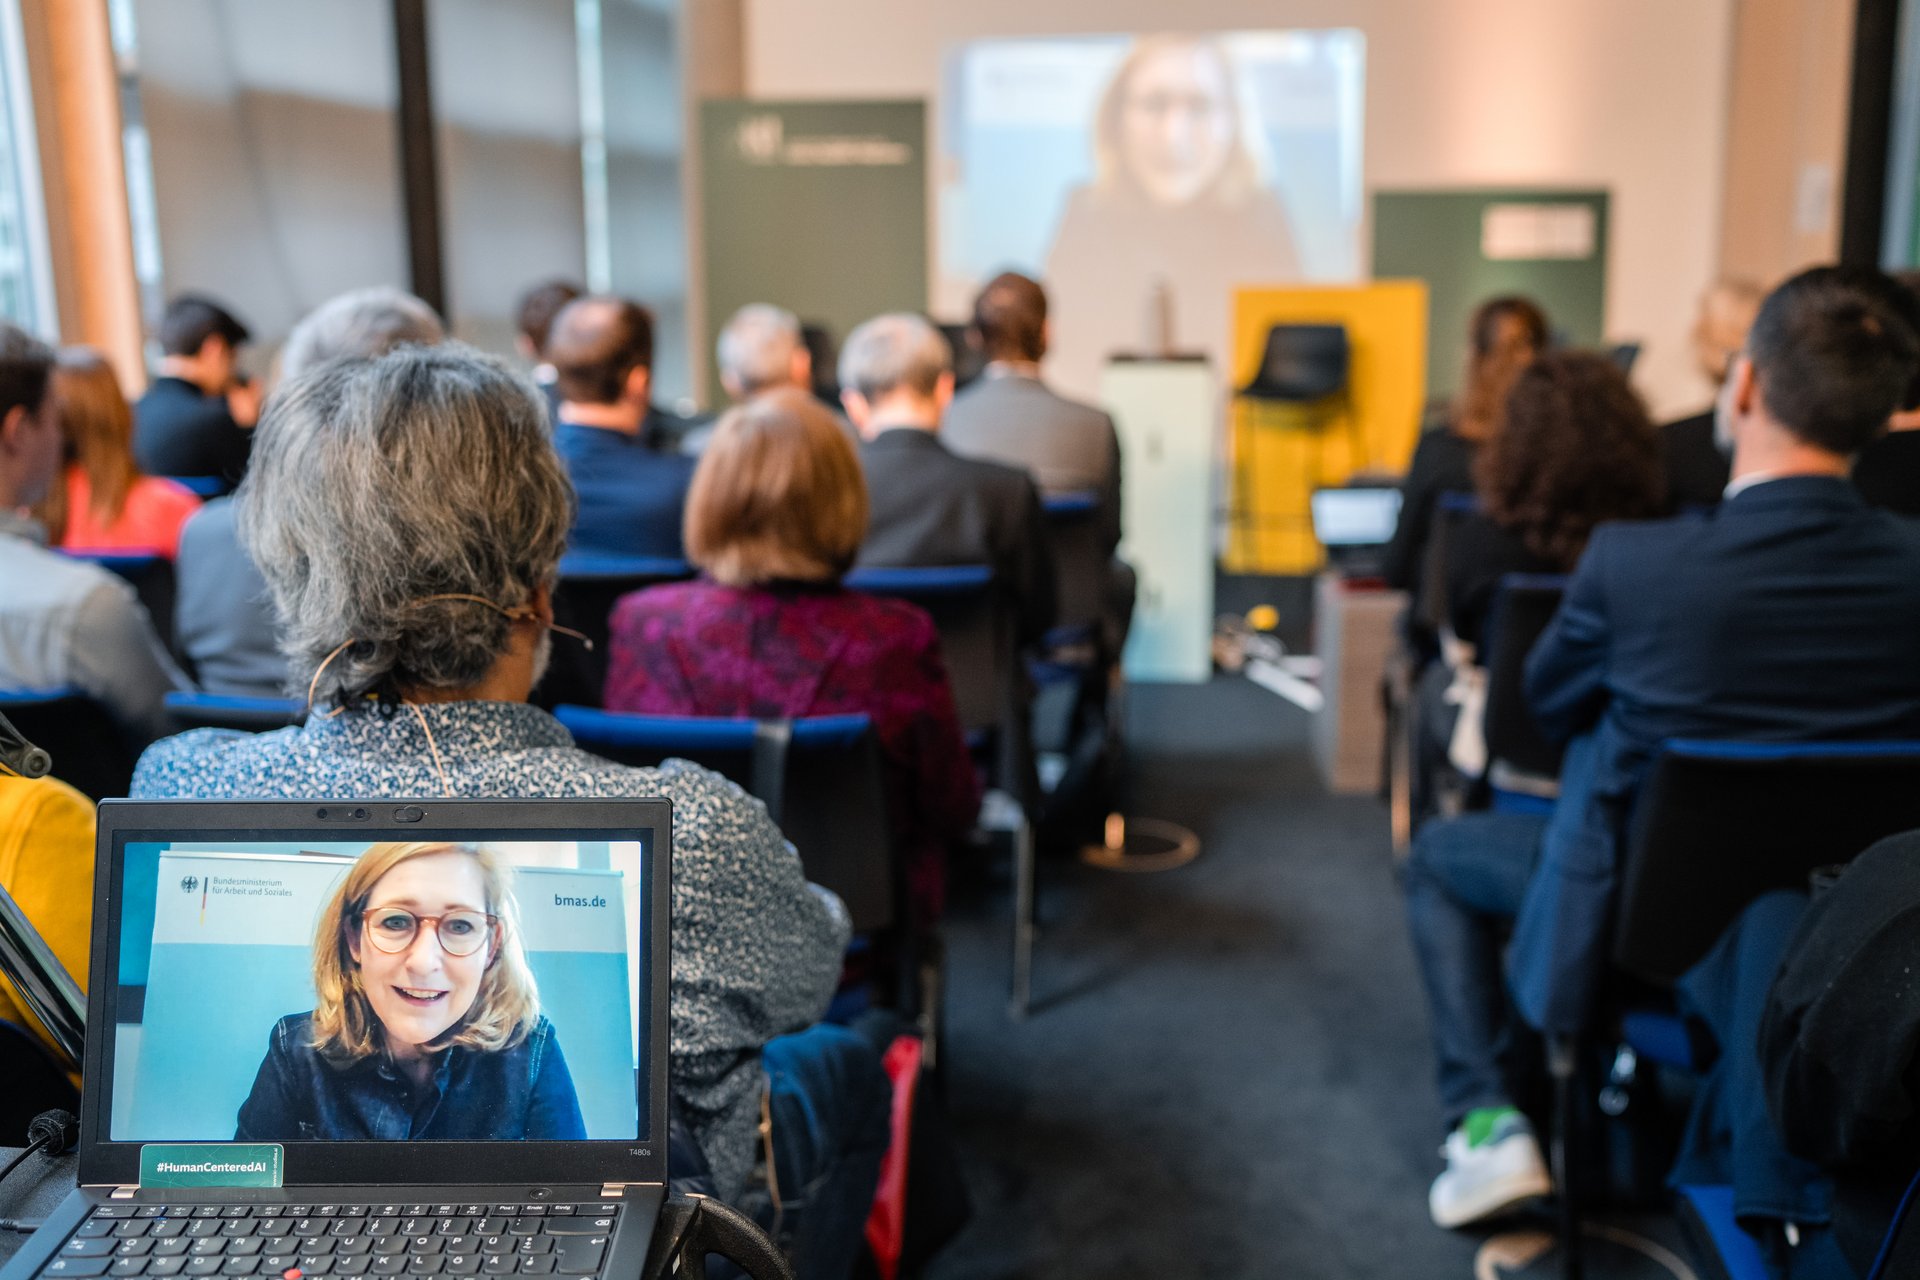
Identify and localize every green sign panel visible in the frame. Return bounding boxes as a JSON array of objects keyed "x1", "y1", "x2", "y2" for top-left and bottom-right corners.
[
  {"x1": 140, "y1": 1144, "x2": 284, "y2": 1189},
  {"x1": 699, "y1": 100, "x2": 928, "y2": 407},
  {"x1": 1372, "y1": 189, "x2": 1610, "y2": 402}
]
